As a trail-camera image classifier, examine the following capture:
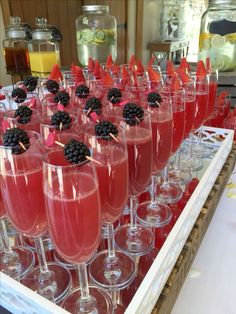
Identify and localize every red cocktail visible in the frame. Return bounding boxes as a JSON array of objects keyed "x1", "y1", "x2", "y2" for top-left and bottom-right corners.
[
  {"x1": 5, "y1": 109, "x2": 41, "y2": 133},
  {"x1": 183, "y1": 96, "x2": 196, "y2": 139},
  {"x1": 126, "y1": 126, "x2": 153, "y2": 196},
  {"x1": 172, "y1": 109, "x2": 185, "y2": 154},
  {"x1": 86, "y1": 124, "x2": 135, "y2": 291},
  {"x1": 152, "y1": 117, "x2": 173, "y2": 173},
  {"x1": 94, "y1": 146, "x2": 128, "y2": 223},
  {"x1": 115, "y1": 110, "x2": 154, "y2": 256},
  {"x1": 0, "y1": 133, "x2": 46, "y2": 237},
  {"x1": 193, "y1": 79, "x2": 208, "y2": 130},
  {"x1": 206, "y1": 80, "x2": 217, "y2": 119},
  {"x1": 44, "y1": 153, "x2": 101, "y2": 263},
  {"x1": 44, "y1": 148, "x2": 113, "y2": 313},
  {"x1": 0, "y1": 189, "x2": 5, "y2": 218}
]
